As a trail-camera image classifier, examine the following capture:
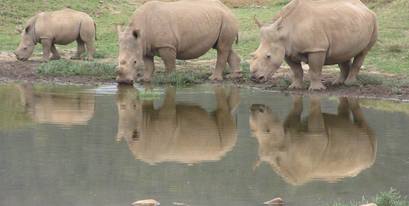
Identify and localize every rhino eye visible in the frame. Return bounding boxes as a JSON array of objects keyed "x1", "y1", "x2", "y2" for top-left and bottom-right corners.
[
  {"x1": 23, "y1": 47, "x2": 27, "y2": 50},
  {"x1": 266, "y1": 54, "x2": 271, "y2": 59}
]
